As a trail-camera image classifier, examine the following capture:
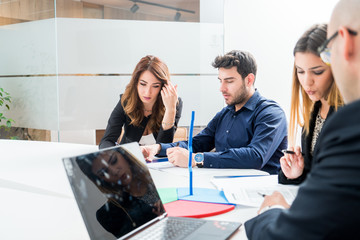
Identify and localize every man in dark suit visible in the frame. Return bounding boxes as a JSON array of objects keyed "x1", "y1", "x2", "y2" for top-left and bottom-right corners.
[{"x1": 245, "y1": 0, "x2": 360, "y2": 239}]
